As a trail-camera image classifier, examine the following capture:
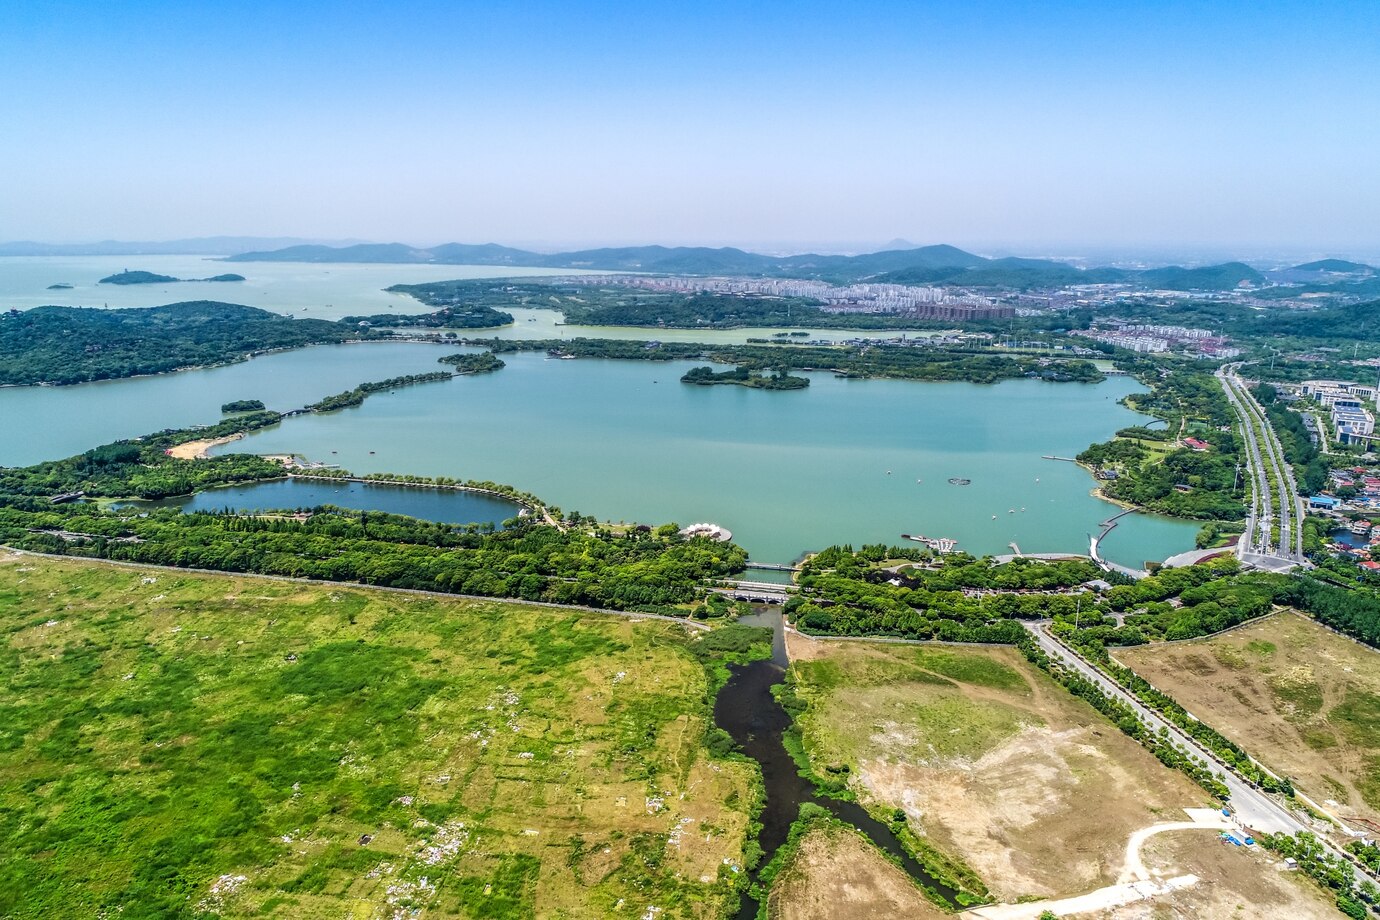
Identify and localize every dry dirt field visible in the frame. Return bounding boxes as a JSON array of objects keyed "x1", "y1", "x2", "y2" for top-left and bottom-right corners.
[
  {"x1": 767, "y1": 825, "x2": 948, "y2": 920},
  {"x1": 1119, "y1": 610, "x2": 1380, "y2": 828},
  {"x1": 1092, "y1": 832, "x2": 1337, "y2": 920},
  {"x1": 785, "y1": 633, "x2": 1208, "y2": 903}
]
